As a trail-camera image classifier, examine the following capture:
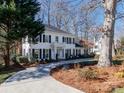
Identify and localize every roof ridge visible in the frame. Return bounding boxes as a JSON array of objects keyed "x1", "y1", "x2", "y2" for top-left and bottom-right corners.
[{"x1": 44, "y1": 24, "x2": 73, "y2": 35}]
